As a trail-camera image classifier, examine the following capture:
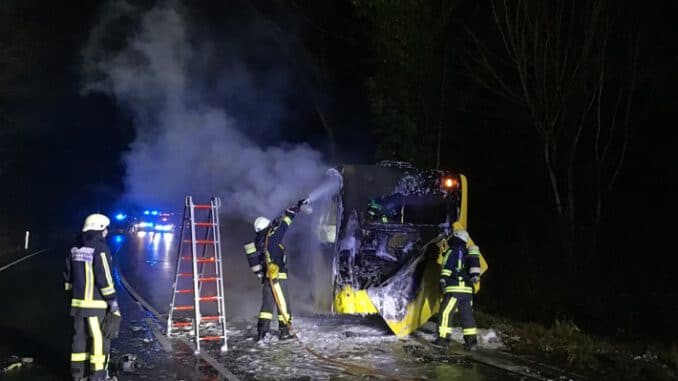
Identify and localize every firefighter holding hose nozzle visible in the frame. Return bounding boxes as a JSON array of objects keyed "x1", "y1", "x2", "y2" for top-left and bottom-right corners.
[{"x1": 243, "y1": 198, "x2": 308, "y2": 341}]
